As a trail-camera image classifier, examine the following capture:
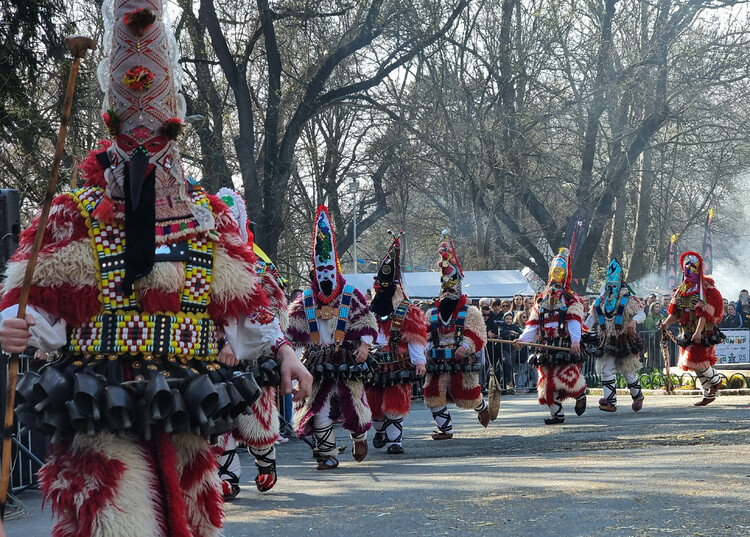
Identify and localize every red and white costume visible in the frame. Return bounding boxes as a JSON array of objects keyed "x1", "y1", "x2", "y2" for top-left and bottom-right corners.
[
  {"x1": 0, "y1": 3, "x2": 289, "y2": 535},
  {"x1": 423, "y1": 232, "x2": 489, "y2": 439},
  {"x1": 666, "y1": 251, "x2": 724, "y2": 404},
  {"x1": 517, "y1": 249, "x2": 587, "y2": 424}
]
